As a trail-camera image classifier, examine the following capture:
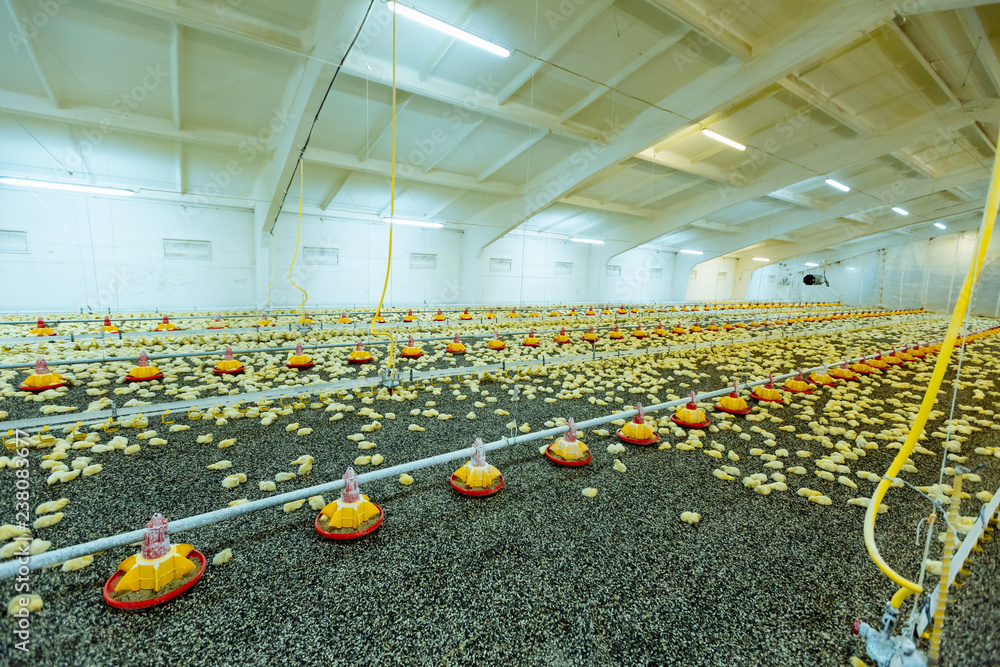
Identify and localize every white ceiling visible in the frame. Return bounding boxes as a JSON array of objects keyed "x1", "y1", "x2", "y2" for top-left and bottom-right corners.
[{"x1": 1, "y1": 0, "x2": 998, "y2": 269}]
